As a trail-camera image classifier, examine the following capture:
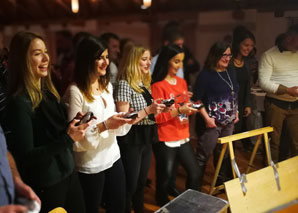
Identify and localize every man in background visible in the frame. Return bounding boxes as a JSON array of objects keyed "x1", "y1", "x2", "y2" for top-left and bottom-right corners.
[
  {"x1": 99, "y1": 32, "x2": 120, "y2": 86},
  {"x1": 259, "y1": 24, "x2": 298, "y2": 162}
]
